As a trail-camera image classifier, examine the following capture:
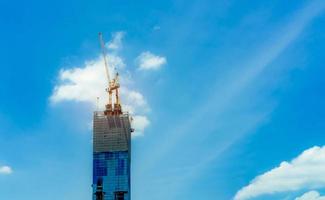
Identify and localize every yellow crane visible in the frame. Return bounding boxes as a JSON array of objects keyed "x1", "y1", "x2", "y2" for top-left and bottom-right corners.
[{"x1": 98, "y1": 32, "x2": 122, "y2": 115}]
